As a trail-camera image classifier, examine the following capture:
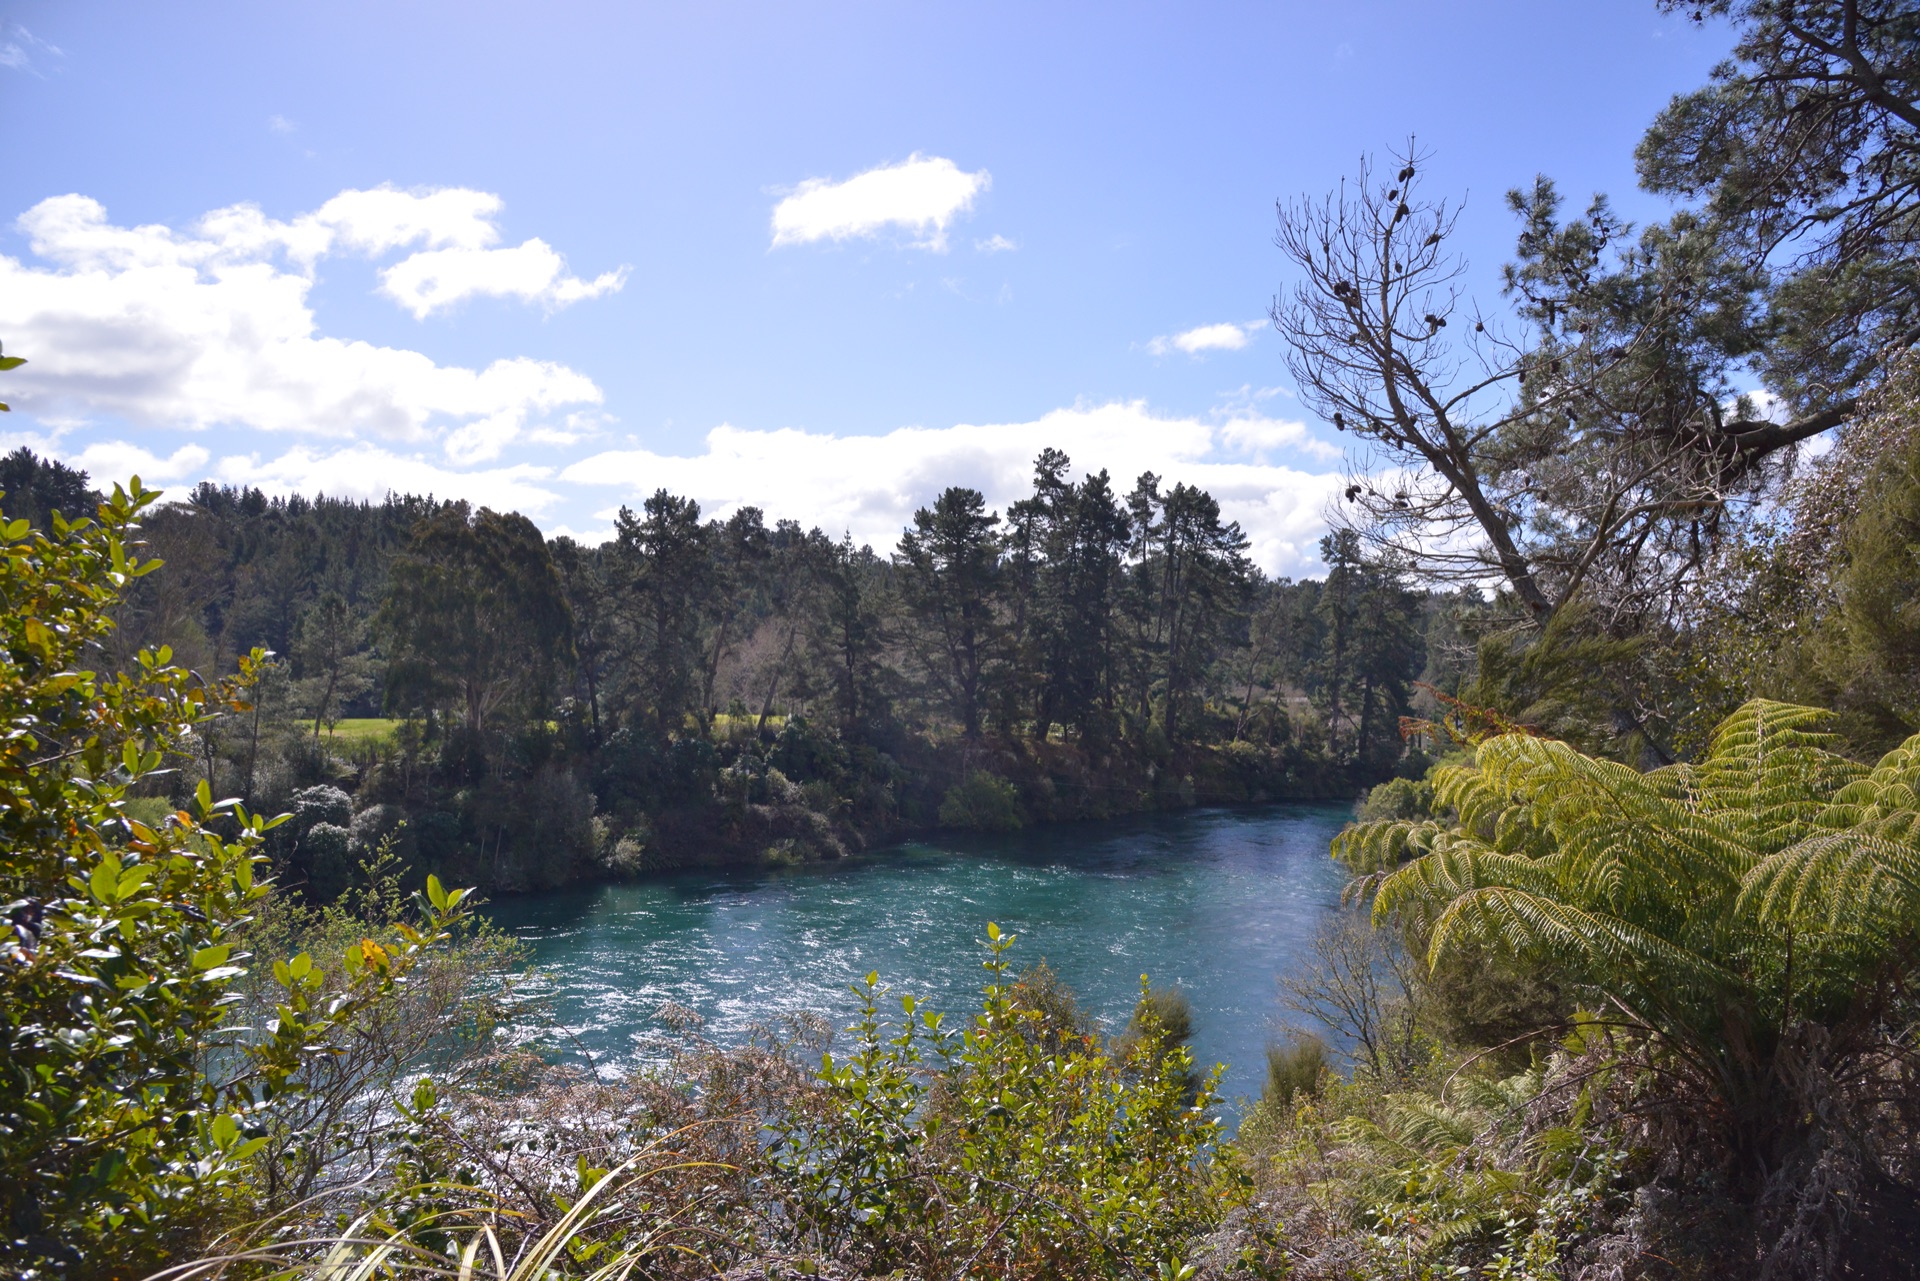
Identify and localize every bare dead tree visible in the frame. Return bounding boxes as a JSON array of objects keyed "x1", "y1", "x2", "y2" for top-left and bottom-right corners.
[{"x1": 1272, "y1": 144, "x2": 1847, "y2": 637}]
